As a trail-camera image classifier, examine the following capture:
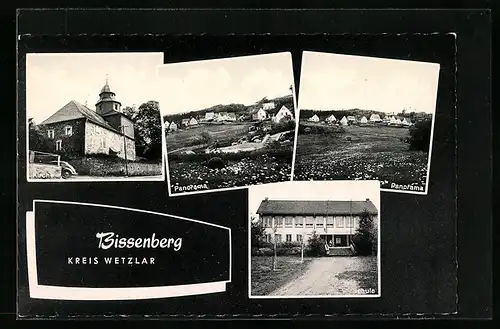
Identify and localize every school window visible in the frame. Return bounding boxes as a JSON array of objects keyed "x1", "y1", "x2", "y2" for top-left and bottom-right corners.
[
  {"x1": 47, "y1": 130, "x2": 54, "y2": 139},
  {"x1": 316, "y1": 217, "x2": 324, "y2": 228},
  {"x1": 55, "y1": 140, "x2": 62, "y2": 151},
  {"x1": 305, "y1": 217, "x2": 314, "y2": 228},
  {"x1": 346, "y1": 217, "x2": 354, "y2": 228},
  {"x1": 284, "y1": 216, "x2": 293, "y2": 227},
  {"x1": 64, "y1": 126, "x2": 72, "y2": 136},
  {"x1": 274, "y1": 234, "x2": 282, "y2": 243},
  {"x1": 335, "y1": 236, "x2": 342, "y2": 245},
  {"x1": 275, "y1": 217, "x2": 283, "y2": 228},
  {"x1": 335, "y1": 216, "x2": 344, "y2": 228},
  {"x1": 294, "y1": 217, "x2": 303, "y2": 228},
  {"x1": 286, "y1": 234, "x2": 292, "y2": 242},
  {"x1": 296, "y1": 234, "x2": 303, "y2": 243},
  {"x1": 326, "y1": 216, "x2": 335, "y2": 227}
]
